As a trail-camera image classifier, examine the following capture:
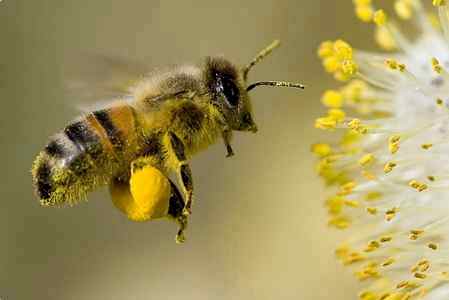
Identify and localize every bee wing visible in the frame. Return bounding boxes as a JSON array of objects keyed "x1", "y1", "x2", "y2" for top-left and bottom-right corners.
[{"x1": 62, "y1": 53, "x2": 151, "y2": 110}]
